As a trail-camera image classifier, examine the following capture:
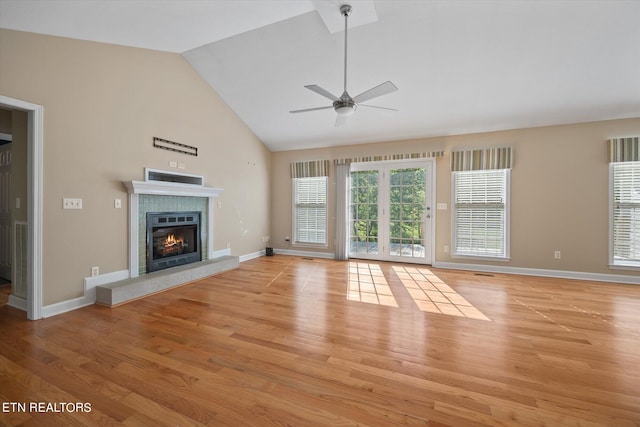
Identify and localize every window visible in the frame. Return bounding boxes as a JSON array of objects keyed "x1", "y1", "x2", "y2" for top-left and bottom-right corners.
[
  {"x1": 610, "y1": 161, "x2": 640, "y2": 267},
  {"x1": 453, "y1": 169, "x2": 509, "y2": 259},
  {"x1": 293, "y1": 176, "x2": 327, "y2": 245}
]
